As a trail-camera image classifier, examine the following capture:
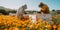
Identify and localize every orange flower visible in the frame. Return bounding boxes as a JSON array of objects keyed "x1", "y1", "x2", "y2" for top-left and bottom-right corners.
[
  {"x1": 37, "y1": 19, "x2": 43, "y2": 23},
  {"x1": 53, "y1": 25, "x2": 57, "y2": 29},
  {"x1": 45, "y1": 25, "x2": 51, "y2": 28}
]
